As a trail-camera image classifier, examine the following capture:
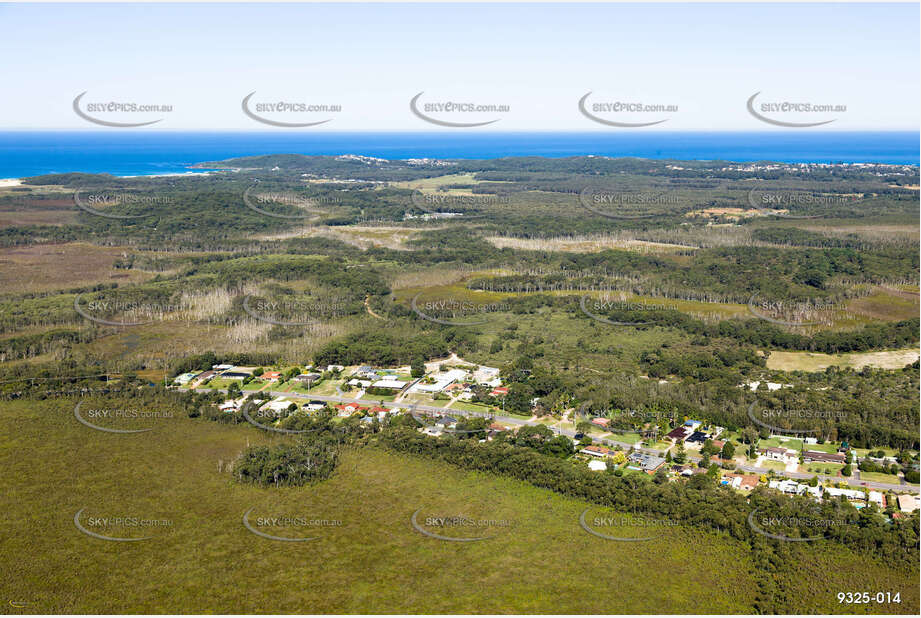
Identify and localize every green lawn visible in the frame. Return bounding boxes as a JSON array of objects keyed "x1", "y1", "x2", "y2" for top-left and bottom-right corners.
[
  {"x1": 759, "y1": 437, "x2": 804, "y2": 451},
  {"x1": 304, "y1": 379, "x2": 343, "y2": 396},
  {"x1": 802, "y1": 463, "x2": 845, "y2": 475},
  {"x1": 802, "y1": 442, "x2": 841, "y2": 454},
  {"x1": 359, "y1": 393, "x2": 397, "y2": 403},
  {"x1": 605, "y1": 431, "x2": 643, "y2": 444},
  {"x1": 854, "y1": 447, "x2": 908, "y2": 458},
  {"x1": 858, "y1": 471, "x2": 902, "y2": 485},
  {"x1": 445, "y1": 401, "x2": 494, "y2": 414},
  {"x1": 760, "y1": 460, "x2": 789, "y2": 472},
  {"x1": 279, "y1": 380, "x2": 321, "y2": 394},
  {"x1": 204, "y1": 377, "x2": 242, "y2": 390}
]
